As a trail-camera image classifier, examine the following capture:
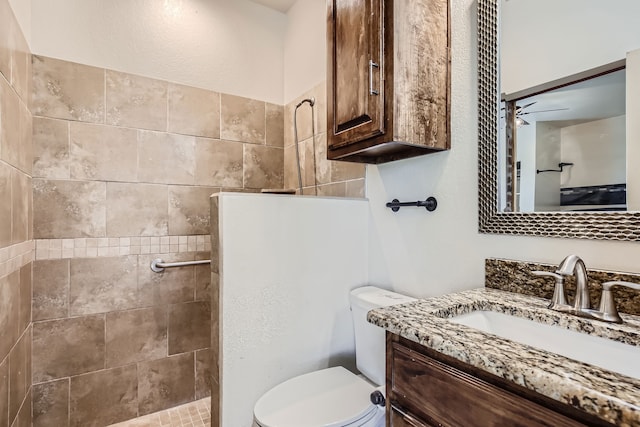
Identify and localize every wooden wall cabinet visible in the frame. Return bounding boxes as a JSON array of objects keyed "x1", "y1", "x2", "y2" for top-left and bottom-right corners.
[
  {"x1": 387, "y1": 334, "x2": 614, "y2": 427},
  {"x1": 326, "y1": 0, "x2": 451, "y2": 164}
]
